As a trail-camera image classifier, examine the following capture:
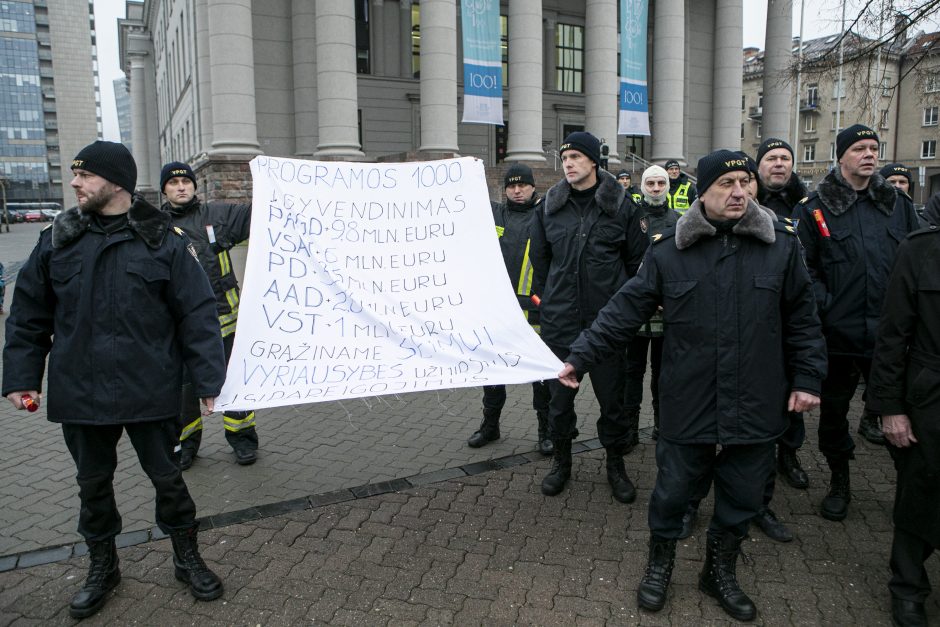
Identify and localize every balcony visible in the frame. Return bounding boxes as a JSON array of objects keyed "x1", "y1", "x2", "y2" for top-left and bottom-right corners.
[
  {"x1": 800, "y1": 99, "x2": 820, "y2": 112},
  {"x1": 748, "y1": 105, "x2": 763, "y2": 120}
]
